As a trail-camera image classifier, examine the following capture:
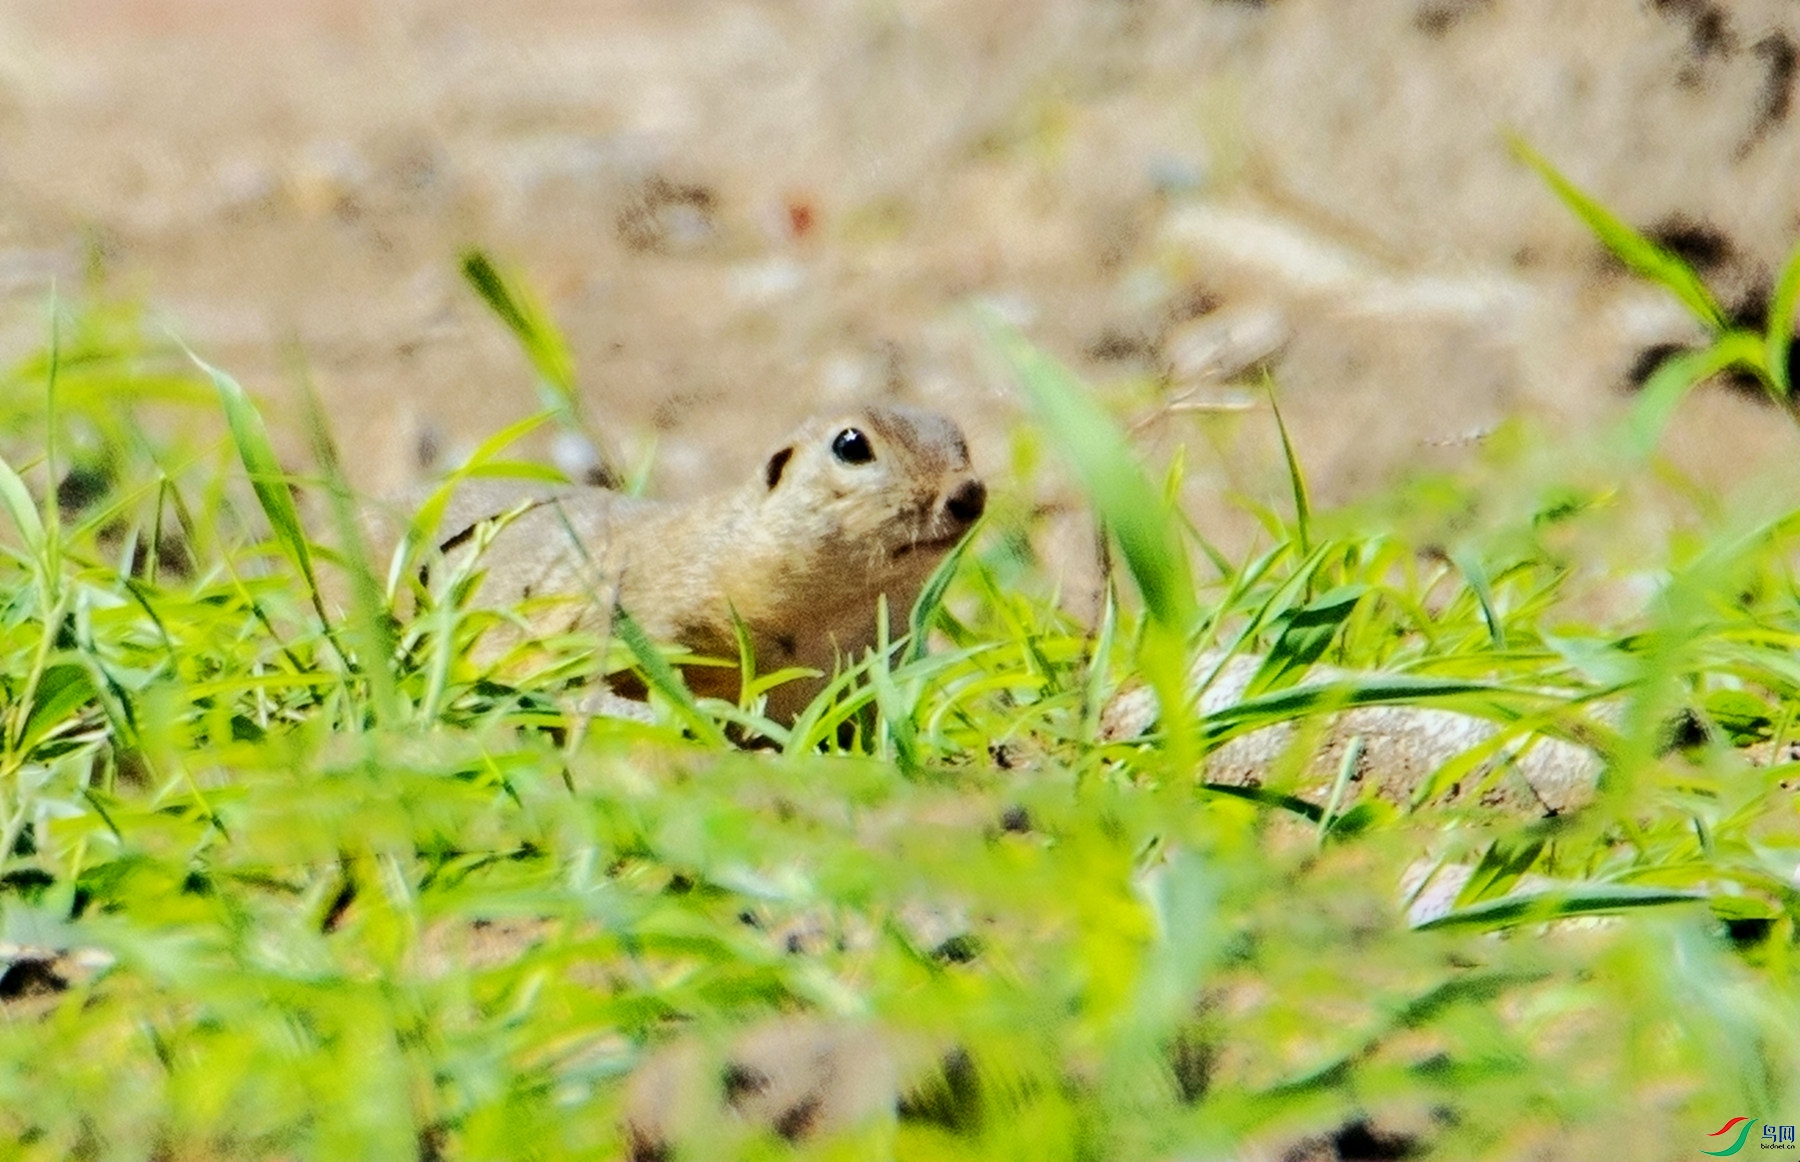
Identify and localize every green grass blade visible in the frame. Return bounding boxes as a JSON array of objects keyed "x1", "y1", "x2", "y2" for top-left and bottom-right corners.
[
  {"x1": 1414, "y1": 884, "x2": 1706, "y2": 932},
  {"x1": 983, "y1": 316, "x2": 1195, "y2": 636},
  {"x1": 300, "y1": 372, "x2": 400, "y2": 725},
  {"x1": 18, "y1": 661, "x2": 97, "y2": 755},
  {"x1": 1081, "y1": 580, "x2": 1120, "y2": 745},
  {"x1": 1315, "y1": 735, "x2": 1365, "y2": 846},
  {"x1": 906, "y1": 521, "x2": 978, "y2": 664},
  {"x1": 0, "y1": 449, "x2": 45, "y2": 559},
  {"x1": 461, "y1": 249, "x2": 578, "y2": 405},
  {"x1": 1450, "y1": 549, "x2": 1505, "y2": 649},
  {"x1": 983, "y1": 314, "x2": 1198, "y2": 775},
  {"x1": 461, "y1": 249, "x2": 622, "y2": 489},
  {"x1": 1453, "y1": 835, "x2": 1548, "y2": 908},
  {"x1": 1198, "y1": 781, "x2": 1325, "y2": 821},
  {"x1": 191, "y1": 351, "x2": 321, "y2": 600},
  {"x1": 1199, "y1": 675, "x2": 1527, "y2": 751},
  {"x1": 868, "y1": 600, "x2": 921, "y2": 774},
  {"x1": 612, "y1": 608, "x2": 729, "y2": 747},
  {"x1": 727, "y1": 604, "x2": 758, "y2": 710},
  {"x1": 1767, "y1": 238, "x2": 1800, "y2": 398},
  {"x1": 395, "y1": 411, "x2": 556, "y2": 594},
  {"x1": 42, "y1": 296, "x2": 63, "y2": 575},
  {"x1": 1512, "y1": 137, "x2": 1726, "y2": 331},
  {"x1": 1621, "y1": 332, "x2": 1765, "y2": 457},
  {"x1": 1245, "y1": 583, "x2": 1367, "y2": 697},
  {"x1": 1266, "y1": 377, "x2": 1311, "y2": 556}
]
